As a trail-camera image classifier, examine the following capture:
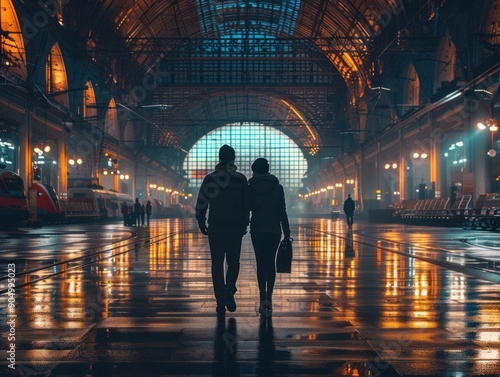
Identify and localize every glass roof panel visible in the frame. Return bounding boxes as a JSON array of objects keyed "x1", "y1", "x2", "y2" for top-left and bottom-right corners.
[{"x1": 197, "y1": 0, "x2": 301, "y2": 39}]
